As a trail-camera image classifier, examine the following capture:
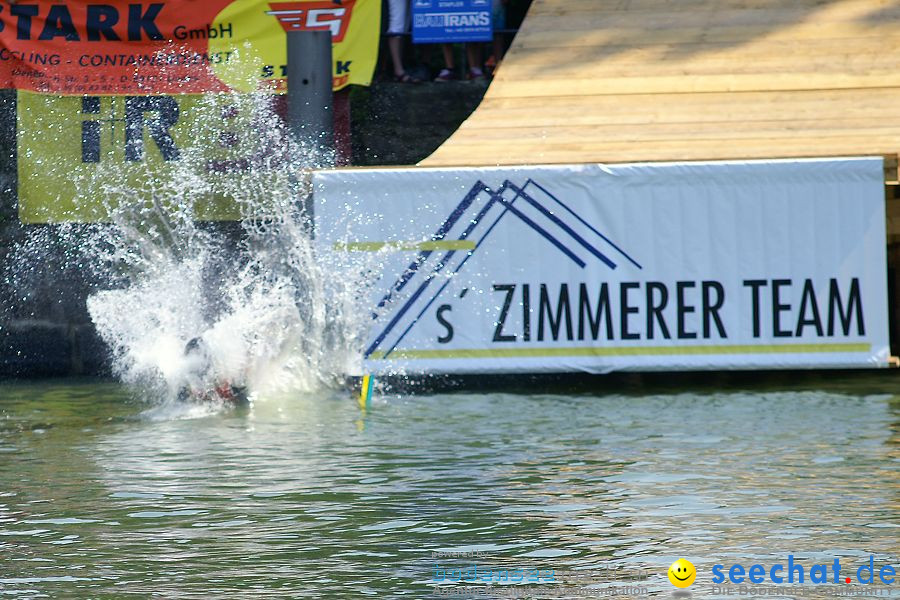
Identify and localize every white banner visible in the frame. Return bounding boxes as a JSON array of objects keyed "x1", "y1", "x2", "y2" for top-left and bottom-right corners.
[{"x1": 313, "y1": 159, "x2": 889, "y2": 374}]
